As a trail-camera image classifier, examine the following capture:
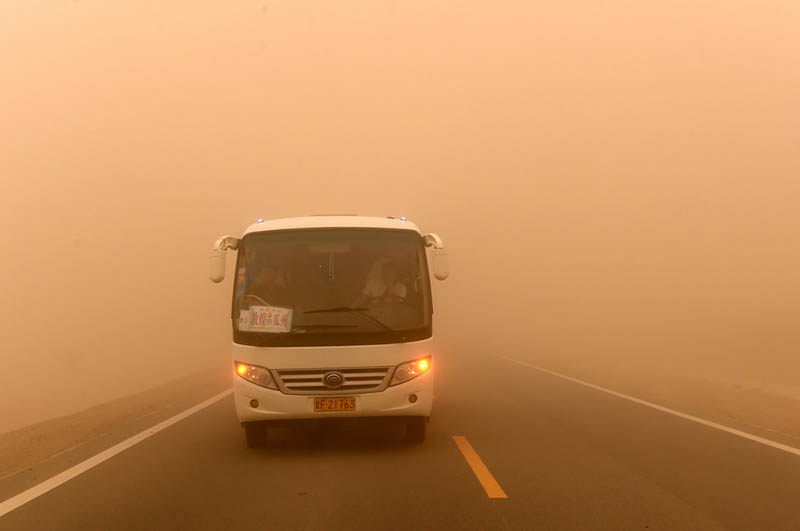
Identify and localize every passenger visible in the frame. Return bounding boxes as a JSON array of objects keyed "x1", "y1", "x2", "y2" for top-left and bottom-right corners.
[{"x1": 352, "y1": 260, "x2": 407, "y2": 307}]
